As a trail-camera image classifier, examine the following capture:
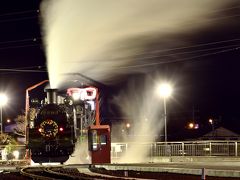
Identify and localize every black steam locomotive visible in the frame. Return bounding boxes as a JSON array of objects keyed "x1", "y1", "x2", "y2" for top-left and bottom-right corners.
[{"x1": 27, "y1": 89, "x2": 76, "y2": 164}]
